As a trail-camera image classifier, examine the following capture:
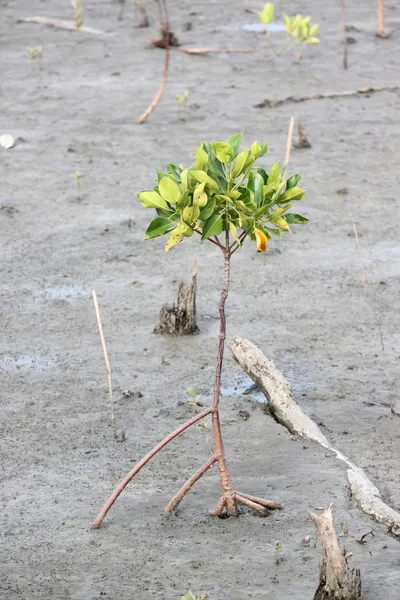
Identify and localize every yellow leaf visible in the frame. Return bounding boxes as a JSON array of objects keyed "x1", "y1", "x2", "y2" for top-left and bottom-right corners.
[{"x1": 255, "y1": 228, "x2": 268, "y2": 252}]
